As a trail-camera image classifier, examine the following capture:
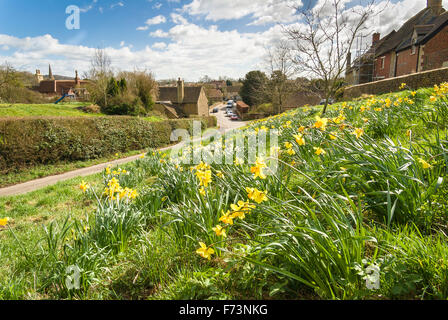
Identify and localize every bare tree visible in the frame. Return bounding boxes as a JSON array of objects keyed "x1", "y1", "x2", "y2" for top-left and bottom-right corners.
[
  {"x1": 265, "y1": 41, "x2": 297, "y2": 114},
  {"x1": 86, "y1": 48, "x2": 113, "y2": 107},
  {"x1": 284, "y1": 0, "x2": 386, "y2": 114}
]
